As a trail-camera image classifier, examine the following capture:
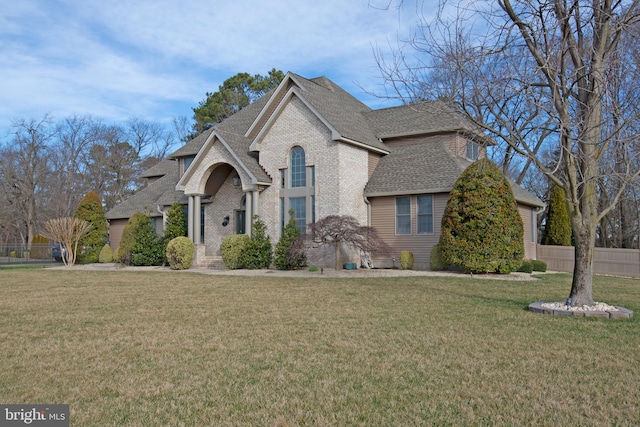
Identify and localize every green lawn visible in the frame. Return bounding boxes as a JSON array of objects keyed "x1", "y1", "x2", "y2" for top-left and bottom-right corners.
[{"x1": 0, "y1": 270, "x2": 638, "y2": 426}]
